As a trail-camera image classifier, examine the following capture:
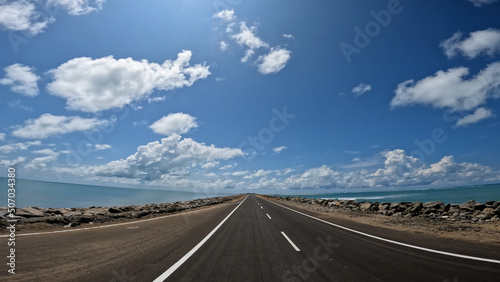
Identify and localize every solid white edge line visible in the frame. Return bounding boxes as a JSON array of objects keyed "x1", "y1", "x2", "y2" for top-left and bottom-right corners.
[
  {"x1": 153, "y1": 196, "x2": 248, "y2": 282},
  {"x1": 0, "y1": 202, "x2": 239, "y2": 238},
  {"x1": 266, "y1": 213, "x2": 272, "y2": 220},
  {"x1": 269, "y1": 200, "x2": 500, "y2": 264},
  {"x1": 281, "y1": 231, "x2": 300, "y2": 252}
]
